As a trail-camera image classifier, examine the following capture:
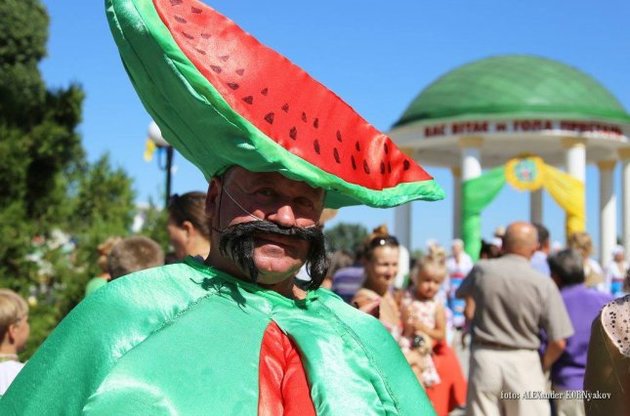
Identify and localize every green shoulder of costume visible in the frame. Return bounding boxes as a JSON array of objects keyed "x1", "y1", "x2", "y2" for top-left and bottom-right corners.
[
  {"x1": 0, "y1": 262, "x2": 212, "y2": 415},
  {"x1": 304, "y1": 290, "x2": 435, "y2": 415}
]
